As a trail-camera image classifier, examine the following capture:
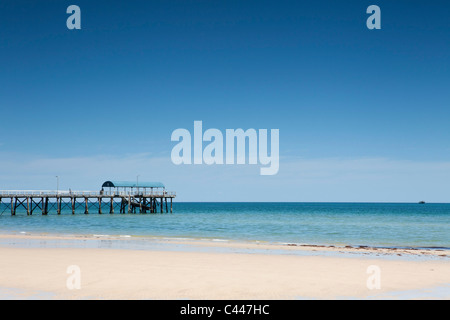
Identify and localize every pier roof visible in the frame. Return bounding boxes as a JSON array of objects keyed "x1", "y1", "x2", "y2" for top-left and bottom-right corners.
[{"x1": 102, "y1": 181, "x2": 165, "y2": 189}]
